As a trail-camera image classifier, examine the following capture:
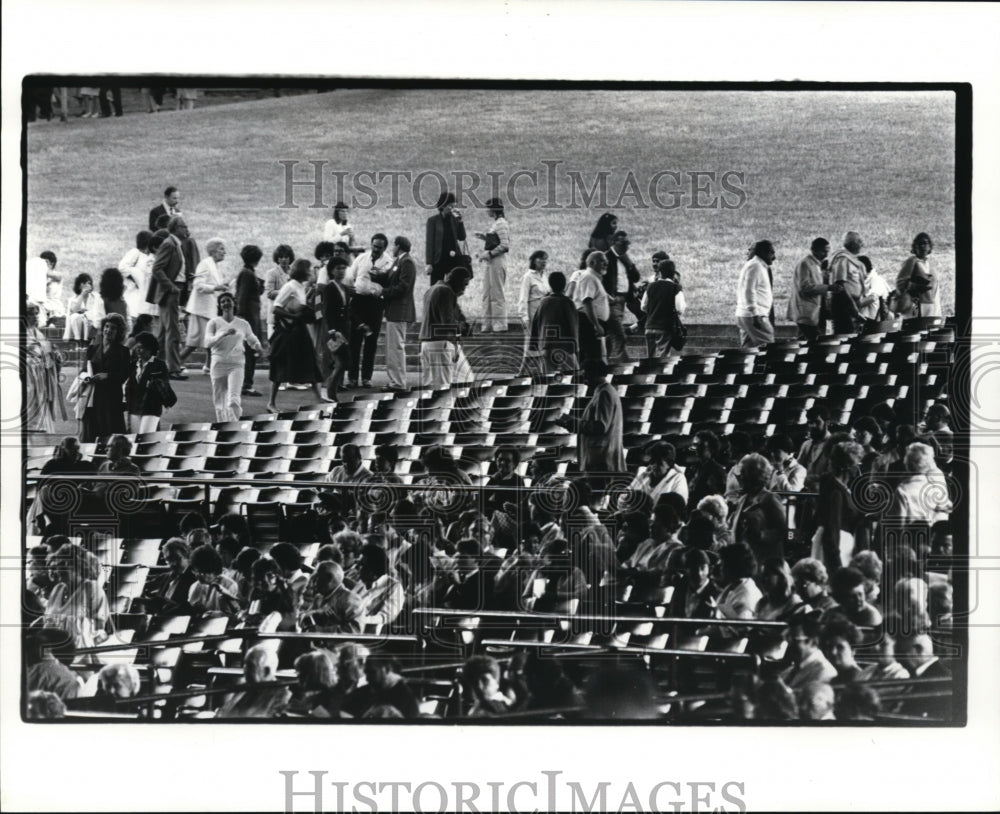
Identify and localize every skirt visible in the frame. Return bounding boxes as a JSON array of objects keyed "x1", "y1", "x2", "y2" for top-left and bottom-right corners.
[{"x1": 269, "y1": 316, "x2": 321, "y2": 384}]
